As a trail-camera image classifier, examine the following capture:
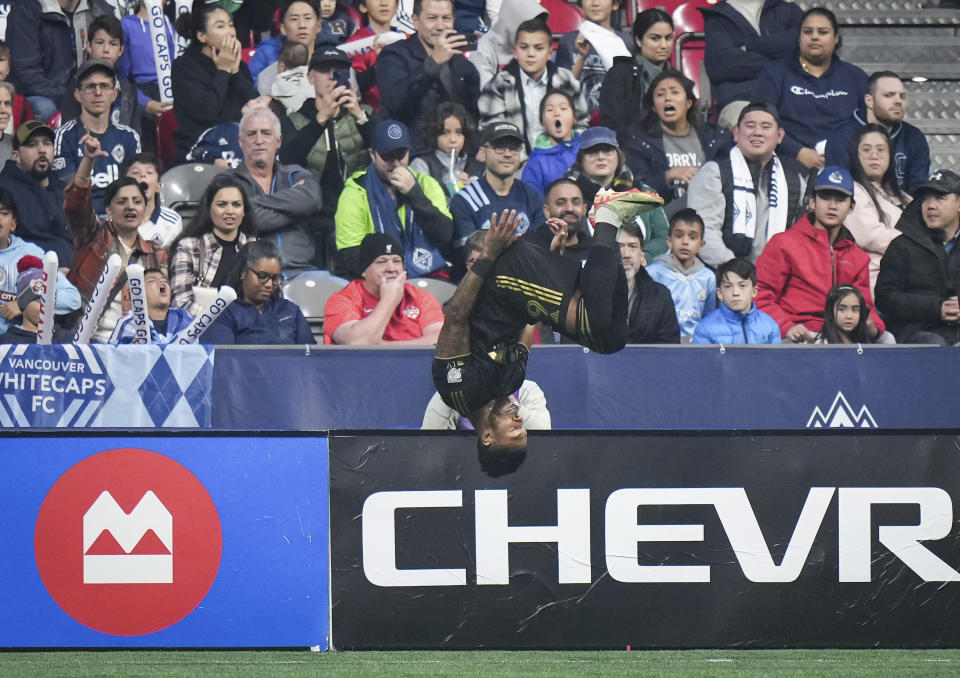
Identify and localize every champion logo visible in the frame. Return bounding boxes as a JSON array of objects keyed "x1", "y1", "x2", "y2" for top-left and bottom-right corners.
[
  {"x1": 34, "y1": 449, "x2": 222, "y2": 635},
  {"x1": 387, "y1": 124, "x2": 403, "y2": 140},
  {"x1": 806, "y1": 391, "x2": 877, "y2": 428}
]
